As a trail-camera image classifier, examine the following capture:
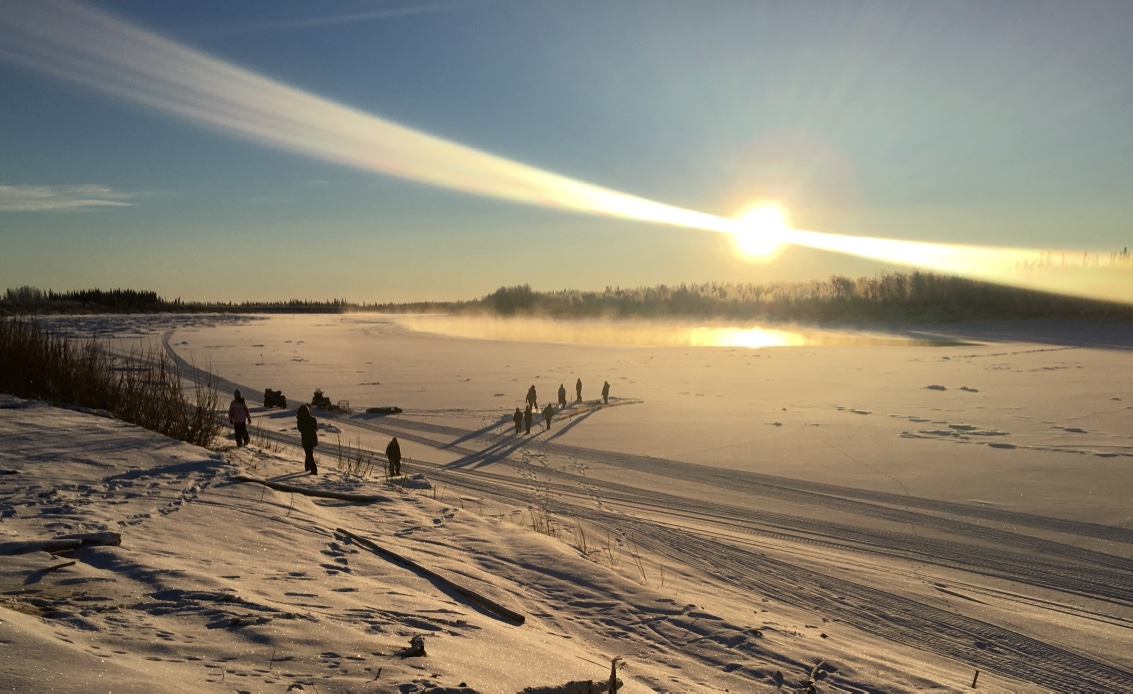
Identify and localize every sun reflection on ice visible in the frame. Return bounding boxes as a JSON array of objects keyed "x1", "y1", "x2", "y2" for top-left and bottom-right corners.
[{"x1": 689, "y1": 326, "x2": 806, "y2": 348}]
